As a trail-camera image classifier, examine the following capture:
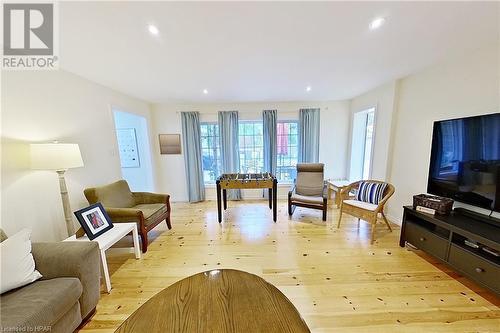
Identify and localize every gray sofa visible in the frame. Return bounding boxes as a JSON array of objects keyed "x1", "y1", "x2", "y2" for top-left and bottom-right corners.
[{"x1": 0, "y1": 229, "x2": 100, "y2": 332}]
